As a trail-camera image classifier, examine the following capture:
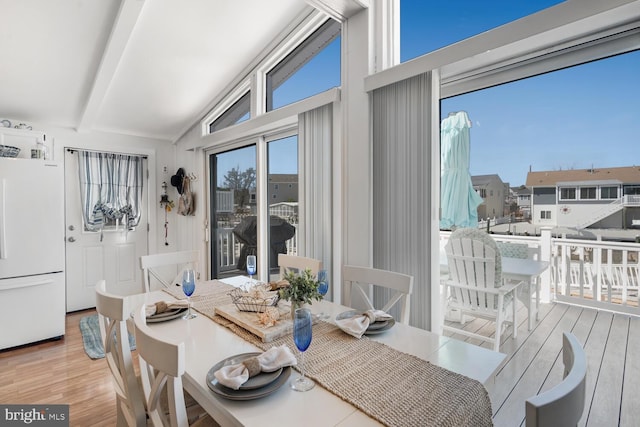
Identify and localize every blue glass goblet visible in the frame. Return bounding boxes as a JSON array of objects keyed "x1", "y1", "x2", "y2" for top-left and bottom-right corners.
[
  {"x1": 182, "y1": 269, "x2": 197, "y2": 319},
  {"x1": 291, "y1": 308, "x2": 314, "y2": 391},
  {"x1": 317, "y1": 270, "x2": 330, "y2": 320}
]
